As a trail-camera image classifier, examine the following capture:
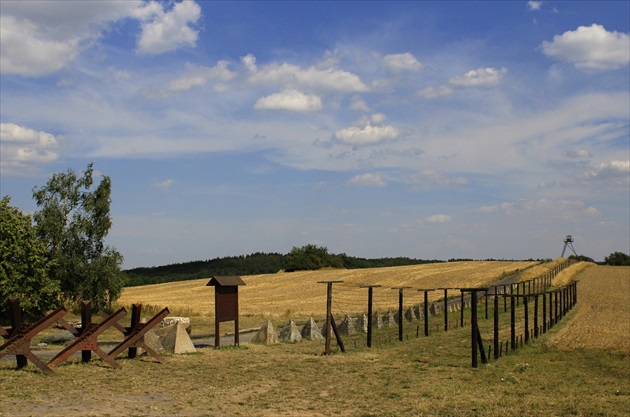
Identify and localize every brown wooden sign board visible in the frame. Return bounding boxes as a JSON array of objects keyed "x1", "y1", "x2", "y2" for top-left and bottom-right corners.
[{"x1": 207, "y1": 276, "x2": 246, "y2": 348}]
